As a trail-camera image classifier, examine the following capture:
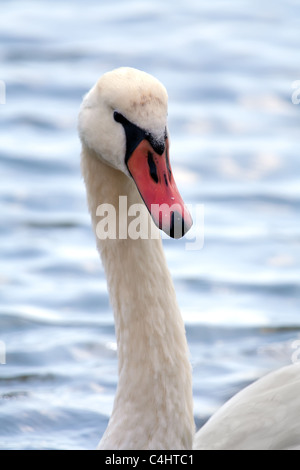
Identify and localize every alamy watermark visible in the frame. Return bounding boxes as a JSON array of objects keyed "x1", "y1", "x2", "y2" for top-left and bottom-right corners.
[
  {"x1": 95, "y1": 197, "x2": 204, "y2": 251},
  {"x1": 291, "y1": 80, "x2": 300, "y2": 105},
  {"x1": 0, "y1": 80, "x2": 6, "y2": 105},
  {"x1": 0, "y1": 340, "x2": 6, "y2": 365}
]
